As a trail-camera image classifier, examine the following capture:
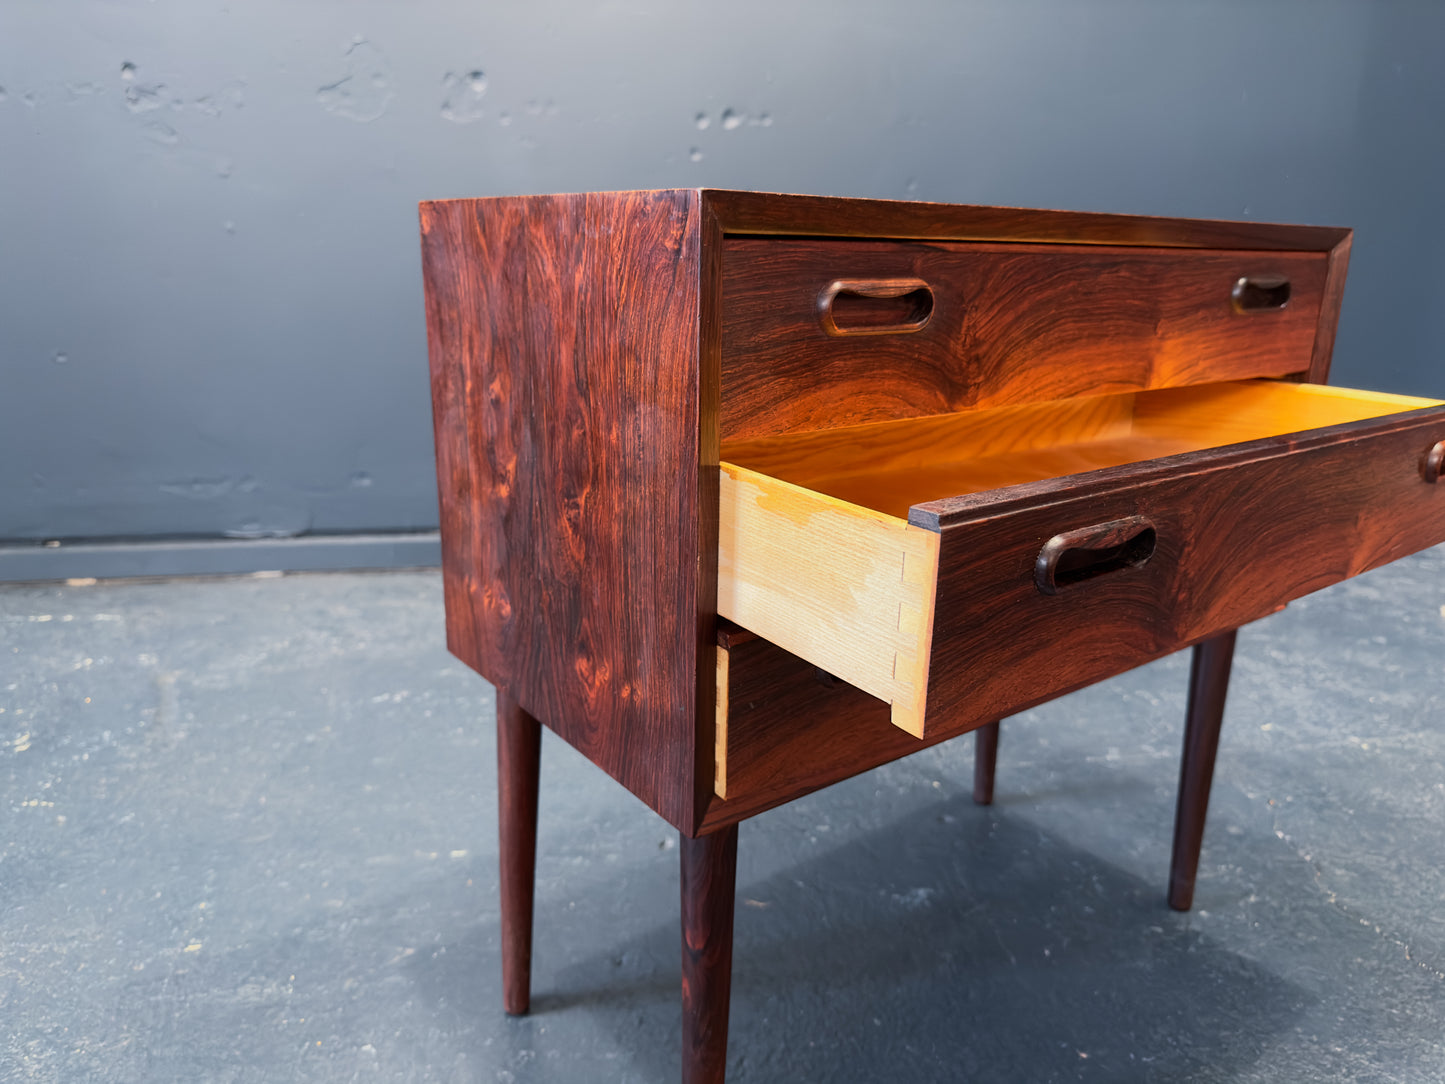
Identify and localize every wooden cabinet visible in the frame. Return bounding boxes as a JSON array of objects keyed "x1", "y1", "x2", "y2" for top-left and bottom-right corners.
[{"x1": 420, "y1": 190, "x2": 1445, "y2": 1083}]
